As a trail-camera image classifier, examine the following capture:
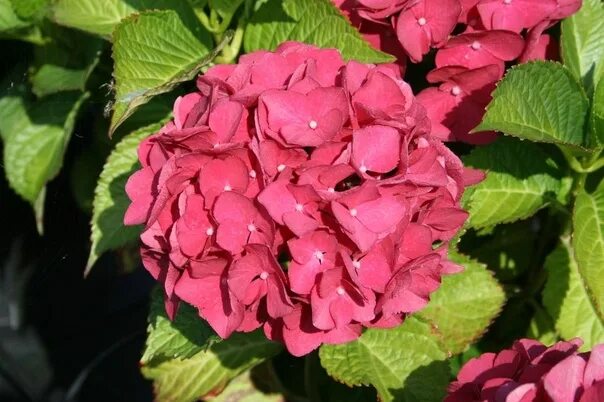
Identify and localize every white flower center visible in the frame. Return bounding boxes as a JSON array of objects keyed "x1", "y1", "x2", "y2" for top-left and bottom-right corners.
[
  {"x1": 277, "y1": 164, "x2": 286, "y2": 172},
  {"x1": 417, "y1": 17, "x2": 427, "y2": 26},
  {"x1": 259, "y1": 271, "x2": 269, "y2": 280},
  {"x1": 336, "y1": 286, "x2": 345, "y2": 296},
  {"x1": 471, "y1": 41, "x2": 481, "y2": 50},
  {"x1": 314, "y1": 250, "x2": 324, "y2": 262},
  {"x1": 359, "y1": 165, "x2": 368, "y2": 173},
  {"x1": 309, "y1": 120, "x2": 318, "y2": 129},
  {"x1": 295, "y1": 203, "x2": 304, "y2": 212},
  {"x1": 327, "y1": 187, "x2": 335, "y2": 193},
  {"x1": 205, "y1": 227, "x2": 214, "y2": 236},
  {"x1": 249, "y1": 170, "x2": 257, "y2": 178},
  {"x1": 451, "y1": 86, "x2": 462, "y2": 96},
  {"x1": 352, "y1": 260, "x2": 361, "y2": 269},
  {"x1": 247, "y1": 223, "x2": 257, "y2": 232},
  {"x1": 350, "y1": 208, "x2": 358, "y2": 217},
  {"x1": 503, "y1": 0, "x2": 511, "y2": 4},
  {"x1": 224, "y1": 184, "x2": 232, "y2": 191}
]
